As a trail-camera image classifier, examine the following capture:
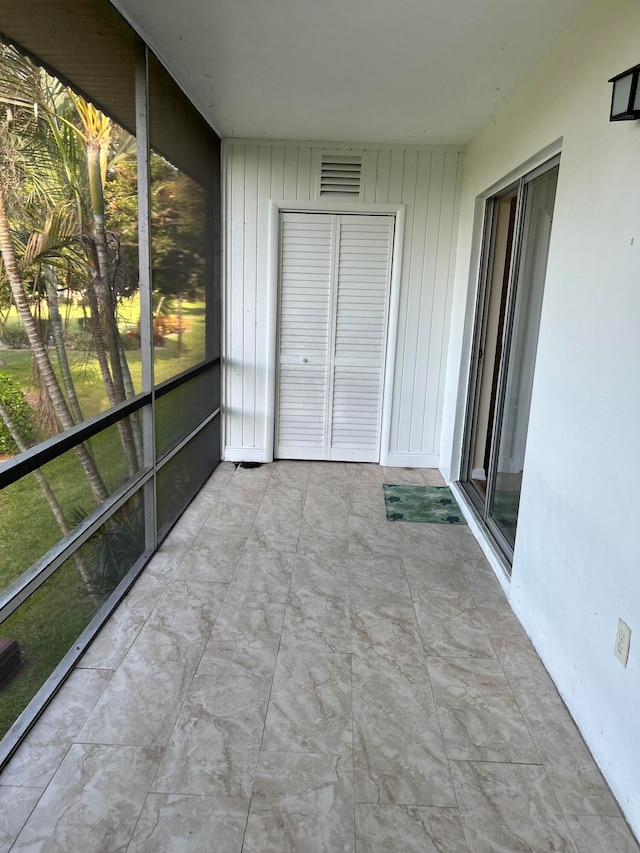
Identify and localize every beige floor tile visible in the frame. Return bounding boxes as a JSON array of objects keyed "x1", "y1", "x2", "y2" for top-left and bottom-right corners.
[
  {"x1": 128, "y1": 794, "x2": 249, "y2": 853},
  {"x1": 78, "y1": 553, "x2": 182, "y2": 670},
  {"x1": 413, "y1": 588, "x2": 497, "y2": 660},
  {"x1": 302, "y1": 490, "x2": 348, "y2": 540},
  {"x1": 268, "y1": 459, "x2": 311, "y2": 491},
  {"x1": 244, "y1": 495, "x2": 303, "y2": 552},
  {"x1": 420, "y1": 468, "x2": 447, "y2": 487},
  {"x1": 513, "y1": 686, "x2": 622, "y2": 816},
  {"x1": 281, "y1": 590, "x2": 351, "y2": 653},
  {"x1": 12, "y1": 744, "x2": 162, "y2": 852},
  {"x1": 445, "y1": 524, "x2": 488, "y2": 571},
  {"x1": 296, "y1": 520, "x2": 351, "y2": 561},
  {"x1": 395, "y1": 521, "x2": 455, "y2": 563},
  {"x1": 2, "y1": 461, "x2": 633, "y2": 853},
  {"x1": 174, "y1": 545, "x2": 243, "y2": 583},
  {"x1": 135, "y1": 578, "x2": 227, "y2": 652},
  {"x1": 403, "y1": 554, "x2": 470, "y2": 595},
  {"x1": 262, "y1": 652, "x2": 352, "y2": 755},
  {"x1": 382, "y1": 466, "x2": 426, "y2": 485},
  {"x1": 491, "y1": 630, "x2": 557, "y2": 691},
  {"x1": 428, "y1": 657, "x2": 540, "y2": 763},
  {"x1": 77, "y1": 641, "x2": 201, "y2": 748},
  {"x1": 0, "y1": 745, "x2": 70, "y2": 791},
  {"x1": 290, "y1": 552, "x2": 349, "y2": 598},
  {"x1": 356, "y1": 804, "x2": 467, "y2": 852},
  {"x1": 347, "y1": 490, "x2": 388, "y2": 521},
  {"x1": 162, "y1": 510, "x2": 208, "y2": 548},
  {"x1": 352, "y1": 662, "x2": 455, "y2": 807},
  {"x1": 351, "y1": 600, "x2": 424, "y2": 670},
  {"x1": 0, "y1": 786, "x2": 42, "y2": 853},
  {"x1": 450, "y1": 760, "x2": 578, "y2": 852},
  {"x1": 189, "y1": 522, "x2": 249, "y2": 554},
  {"x1": 349, "y1": 555, "x2": 410, "y2": 605},
  {"x1": 348, "y1": 515, "x2": 400, "y2": 558},
  {"x1": 351, "y1": 646, "x2": 430, "y2": 688},
  {"x1": 346, "y1": 462, "x2": 385, "y2": 484},
  {"x1": 201, "y1": 461, "x2": 236, "y2": 492},
  {"x1": 153, "y1": 673, "x2": 271, "y2": 798},
  {"x1": 305, "y1": 476, "x2": 348, "y2": 502},
  {"x1": 463, "y1": 566, "x2": 508, "y2": 605},
  {"x1": 0, "y1": 669, "x2": 113, "y2": 788},
  {"x1": 232, "y1": 463, "x2": 274, "y2": 489},
  {"x1": 210, "y1": 595, "x2": 288, "y2": 649},
  {"x1": 347, "y1": 551, "x2": 399, "y2": 577},
  {"x1": 565, "y1": 814, "x2": 640, "y2": 852},
  {"x1": 475, "y1": 601, "x2": 526, "y2": 636},
  {"x1": 243, "y1": 752, "x2": 354, "y2": 853},
  {"x1": 225, "y1": 550, "x2": 294, "y2": 606}
]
